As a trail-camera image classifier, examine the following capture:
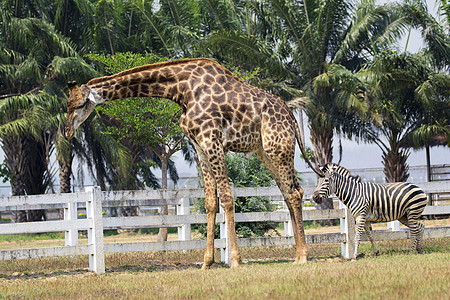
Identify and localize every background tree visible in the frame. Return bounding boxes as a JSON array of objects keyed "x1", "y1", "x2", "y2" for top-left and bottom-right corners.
[
  {"x1": 0, "y1": 0, "x2": 78, "y2": 221},
  {"x1": 361, "y1": 51, "x2": 449, "y2": 182}
]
